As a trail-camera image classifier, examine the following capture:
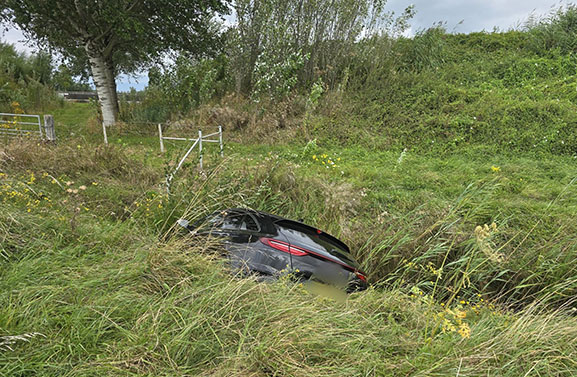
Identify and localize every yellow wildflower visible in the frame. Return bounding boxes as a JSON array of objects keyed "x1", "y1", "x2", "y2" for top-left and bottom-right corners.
[{"x1": 458, "y1": 323, "x2": 471, "y2": 339}]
